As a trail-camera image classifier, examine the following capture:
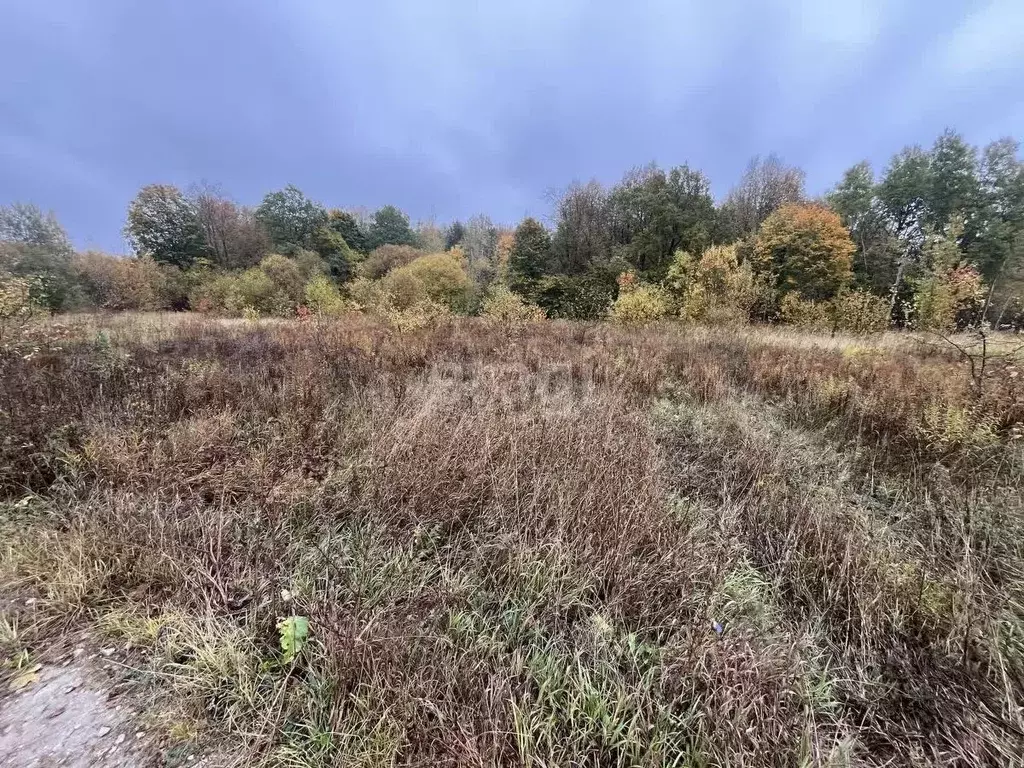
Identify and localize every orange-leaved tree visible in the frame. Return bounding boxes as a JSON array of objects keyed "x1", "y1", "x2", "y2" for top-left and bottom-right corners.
[{"x1": 753, "y1": 203, "x2": 855, "y2": 301}]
